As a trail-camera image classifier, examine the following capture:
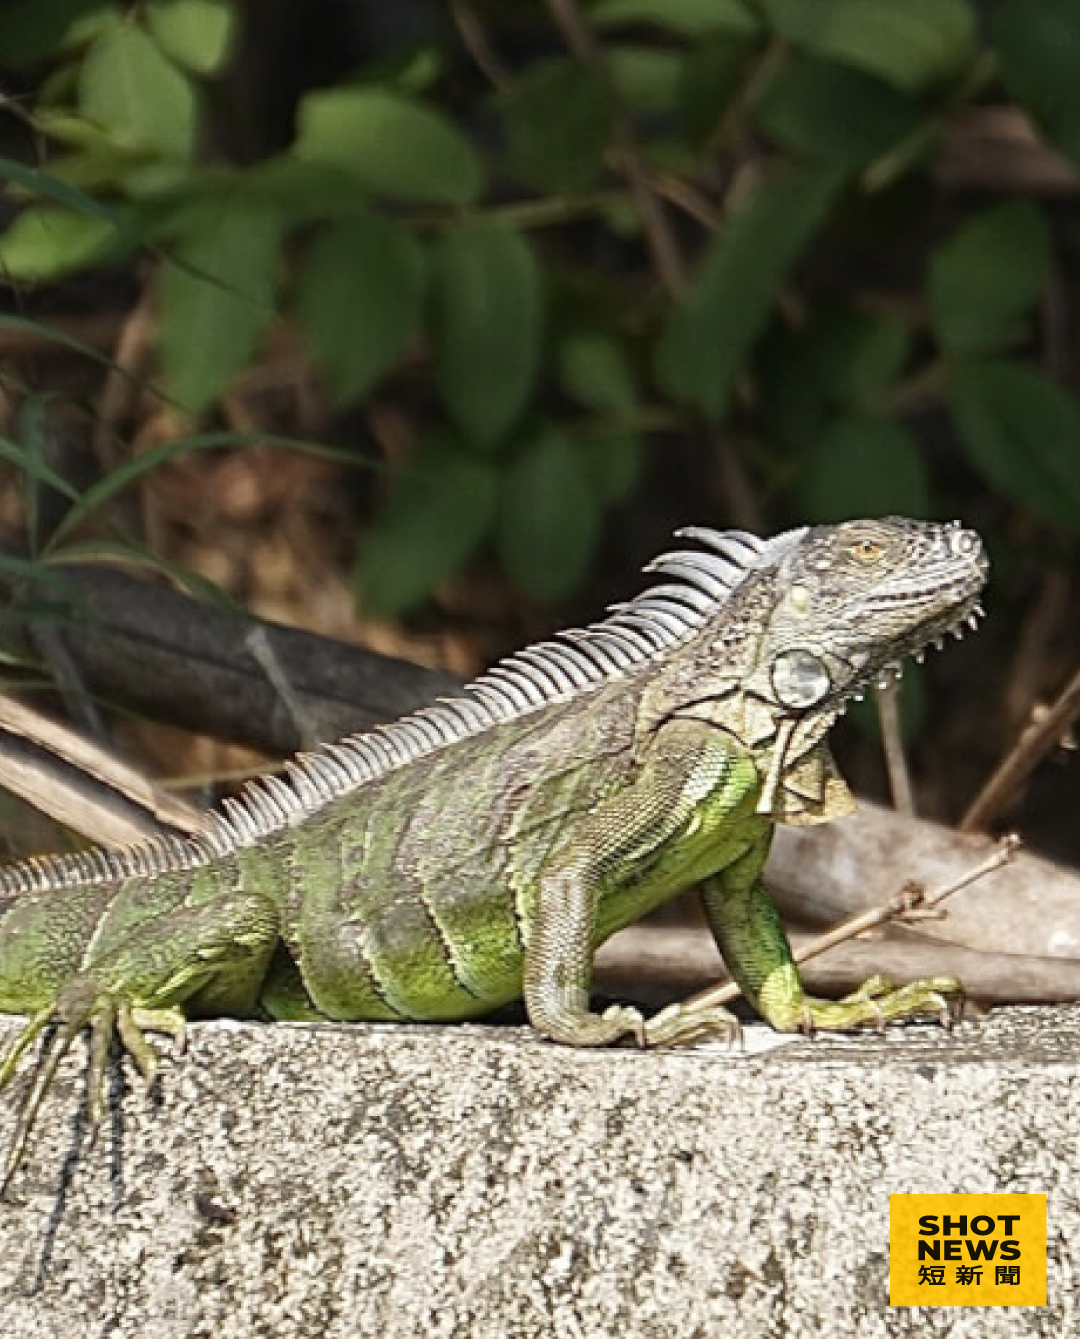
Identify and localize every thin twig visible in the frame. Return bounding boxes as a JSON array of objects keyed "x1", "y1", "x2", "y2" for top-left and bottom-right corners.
[
  {"x1": 961, "y1": 659, "x2": 1080, "y2": 833},
  {"x1": 541, "y1": 0, "x2": 762, "y2": 530},
  {"x1": 875, "y1": 680, "x2": 915, "y2": 816},
  {"x1": 449, "y1": 0, "x2": 510, "y2": 90},
  {"x1": 543, "y1": 0, "x2": 687, "y2": 295},
  {"x1": 1001, "y1": 568, "x2": 1070, "y2": 729},
  {"x1": 680, "y1": 833, "x2": 1020, "y2": 1012},
  {"x1": 649, "y1": 174, "x2": 720, "y2": 230}
]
